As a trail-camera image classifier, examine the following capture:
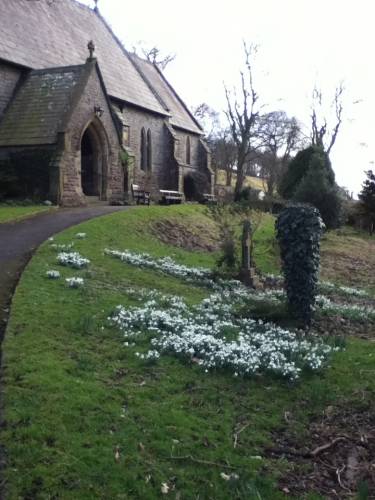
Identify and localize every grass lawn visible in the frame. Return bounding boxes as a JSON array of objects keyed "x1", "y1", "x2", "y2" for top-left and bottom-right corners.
[
  {"x1": 1, "y1": 205, "x2": 374, "y2": 499},
  {"x1": 0, "y1": 204, "x2": 55, "y2": 224},
  {"x1": 216, "y1": 170, "x2": 265, "y2": 191},
  {"x1": 320, "y1": 226, "x2": 375, "y2": 293}
]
